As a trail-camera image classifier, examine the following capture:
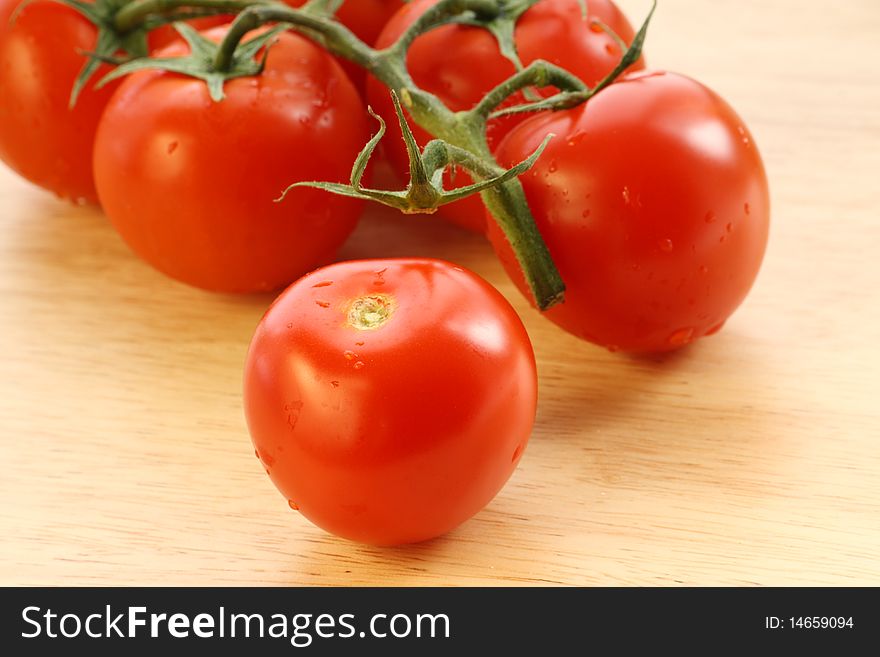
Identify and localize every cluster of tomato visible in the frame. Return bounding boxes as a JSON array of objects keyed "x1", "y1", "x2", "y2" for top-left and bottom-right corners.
[{"x1": 0, "y1": 0, "x2": 769, "y2": 545}]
